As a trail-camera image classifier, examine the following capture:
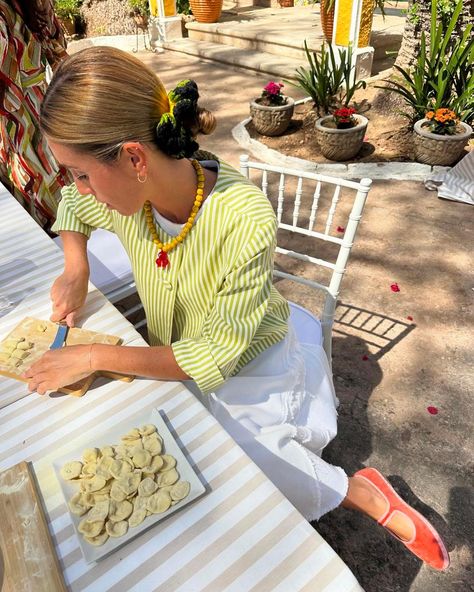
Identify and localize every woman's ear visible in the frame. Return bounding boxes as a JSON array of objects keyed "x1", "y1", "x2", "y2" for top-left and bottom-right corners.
[{"x1": 122, "y1": 142, "x2": 147, "y2": 173}]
